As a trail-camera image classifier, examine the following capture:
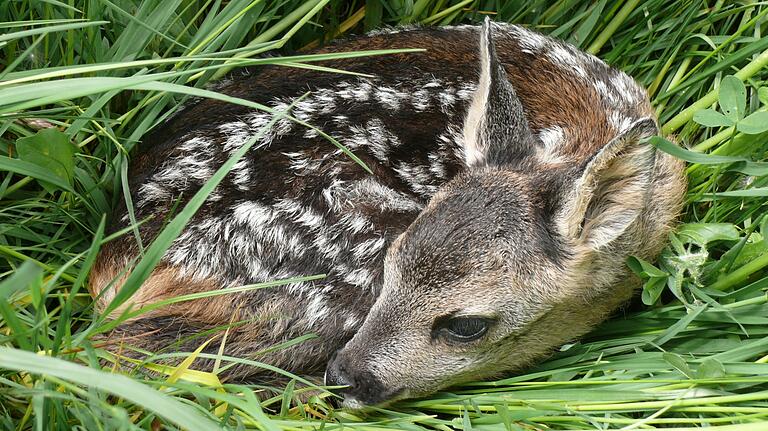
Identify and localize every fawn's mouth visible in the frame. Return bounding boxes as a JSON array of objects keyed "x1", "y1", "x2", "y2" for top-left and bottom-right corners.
[{"x1": 337, "y1": 387, "x2": 407, "y2": 409}]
